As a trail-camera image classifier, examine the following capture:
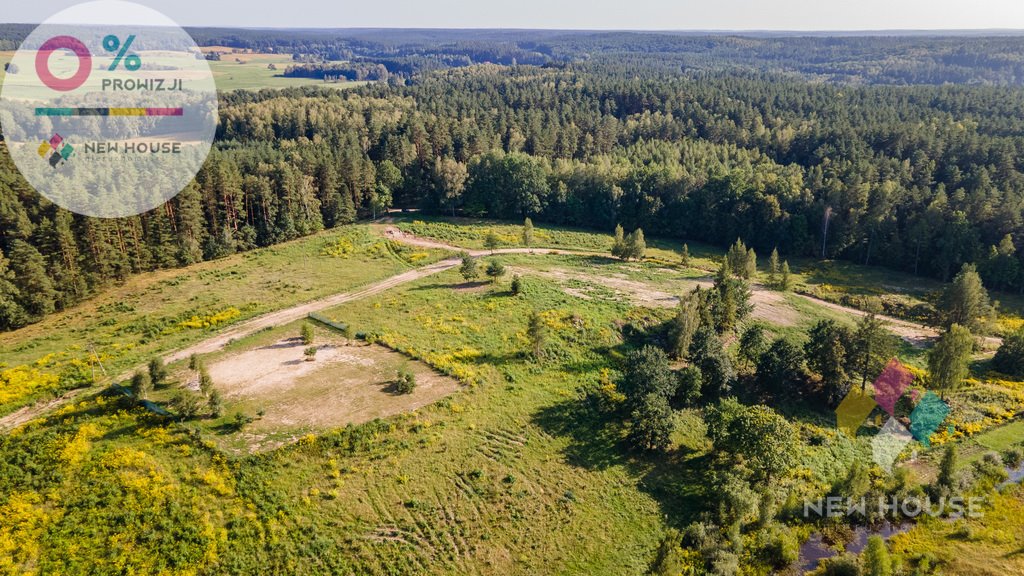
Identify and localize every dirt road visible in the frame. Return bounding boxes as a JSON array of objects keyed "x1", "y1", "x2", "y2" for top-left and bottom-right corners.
[{"x1": 0, "y1": 226, "x2": 982, "y2": 432}]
